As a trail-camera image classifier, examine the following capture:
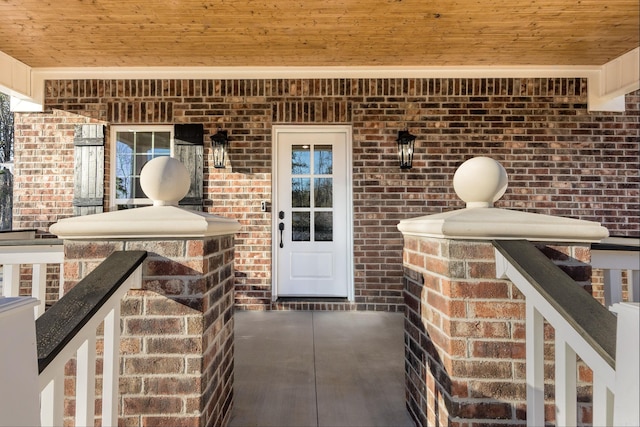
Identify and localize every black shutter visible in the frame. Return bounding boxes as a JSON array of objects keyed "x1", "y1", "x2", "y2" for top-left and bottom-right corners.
[
  {"x1": 73, "y1": 124, "x2": 105, "y2": 216},
  {"x1": 174, "y1": 124, "x2": 204, "y2": 211}
]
